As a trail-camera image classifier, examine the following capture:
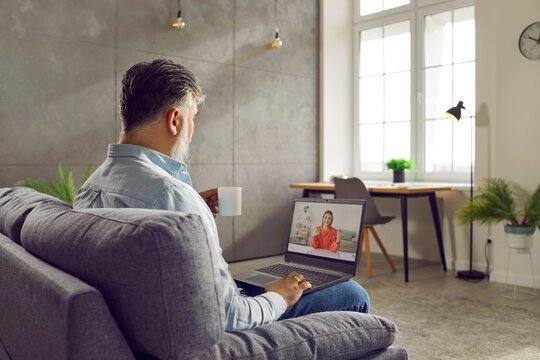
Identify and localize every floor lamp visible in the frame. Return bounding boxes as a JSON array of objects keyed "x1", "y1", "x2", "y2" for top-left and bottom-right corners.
[{"x1": 445, "y1": 101, "x2": 485, "y2": 280}]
